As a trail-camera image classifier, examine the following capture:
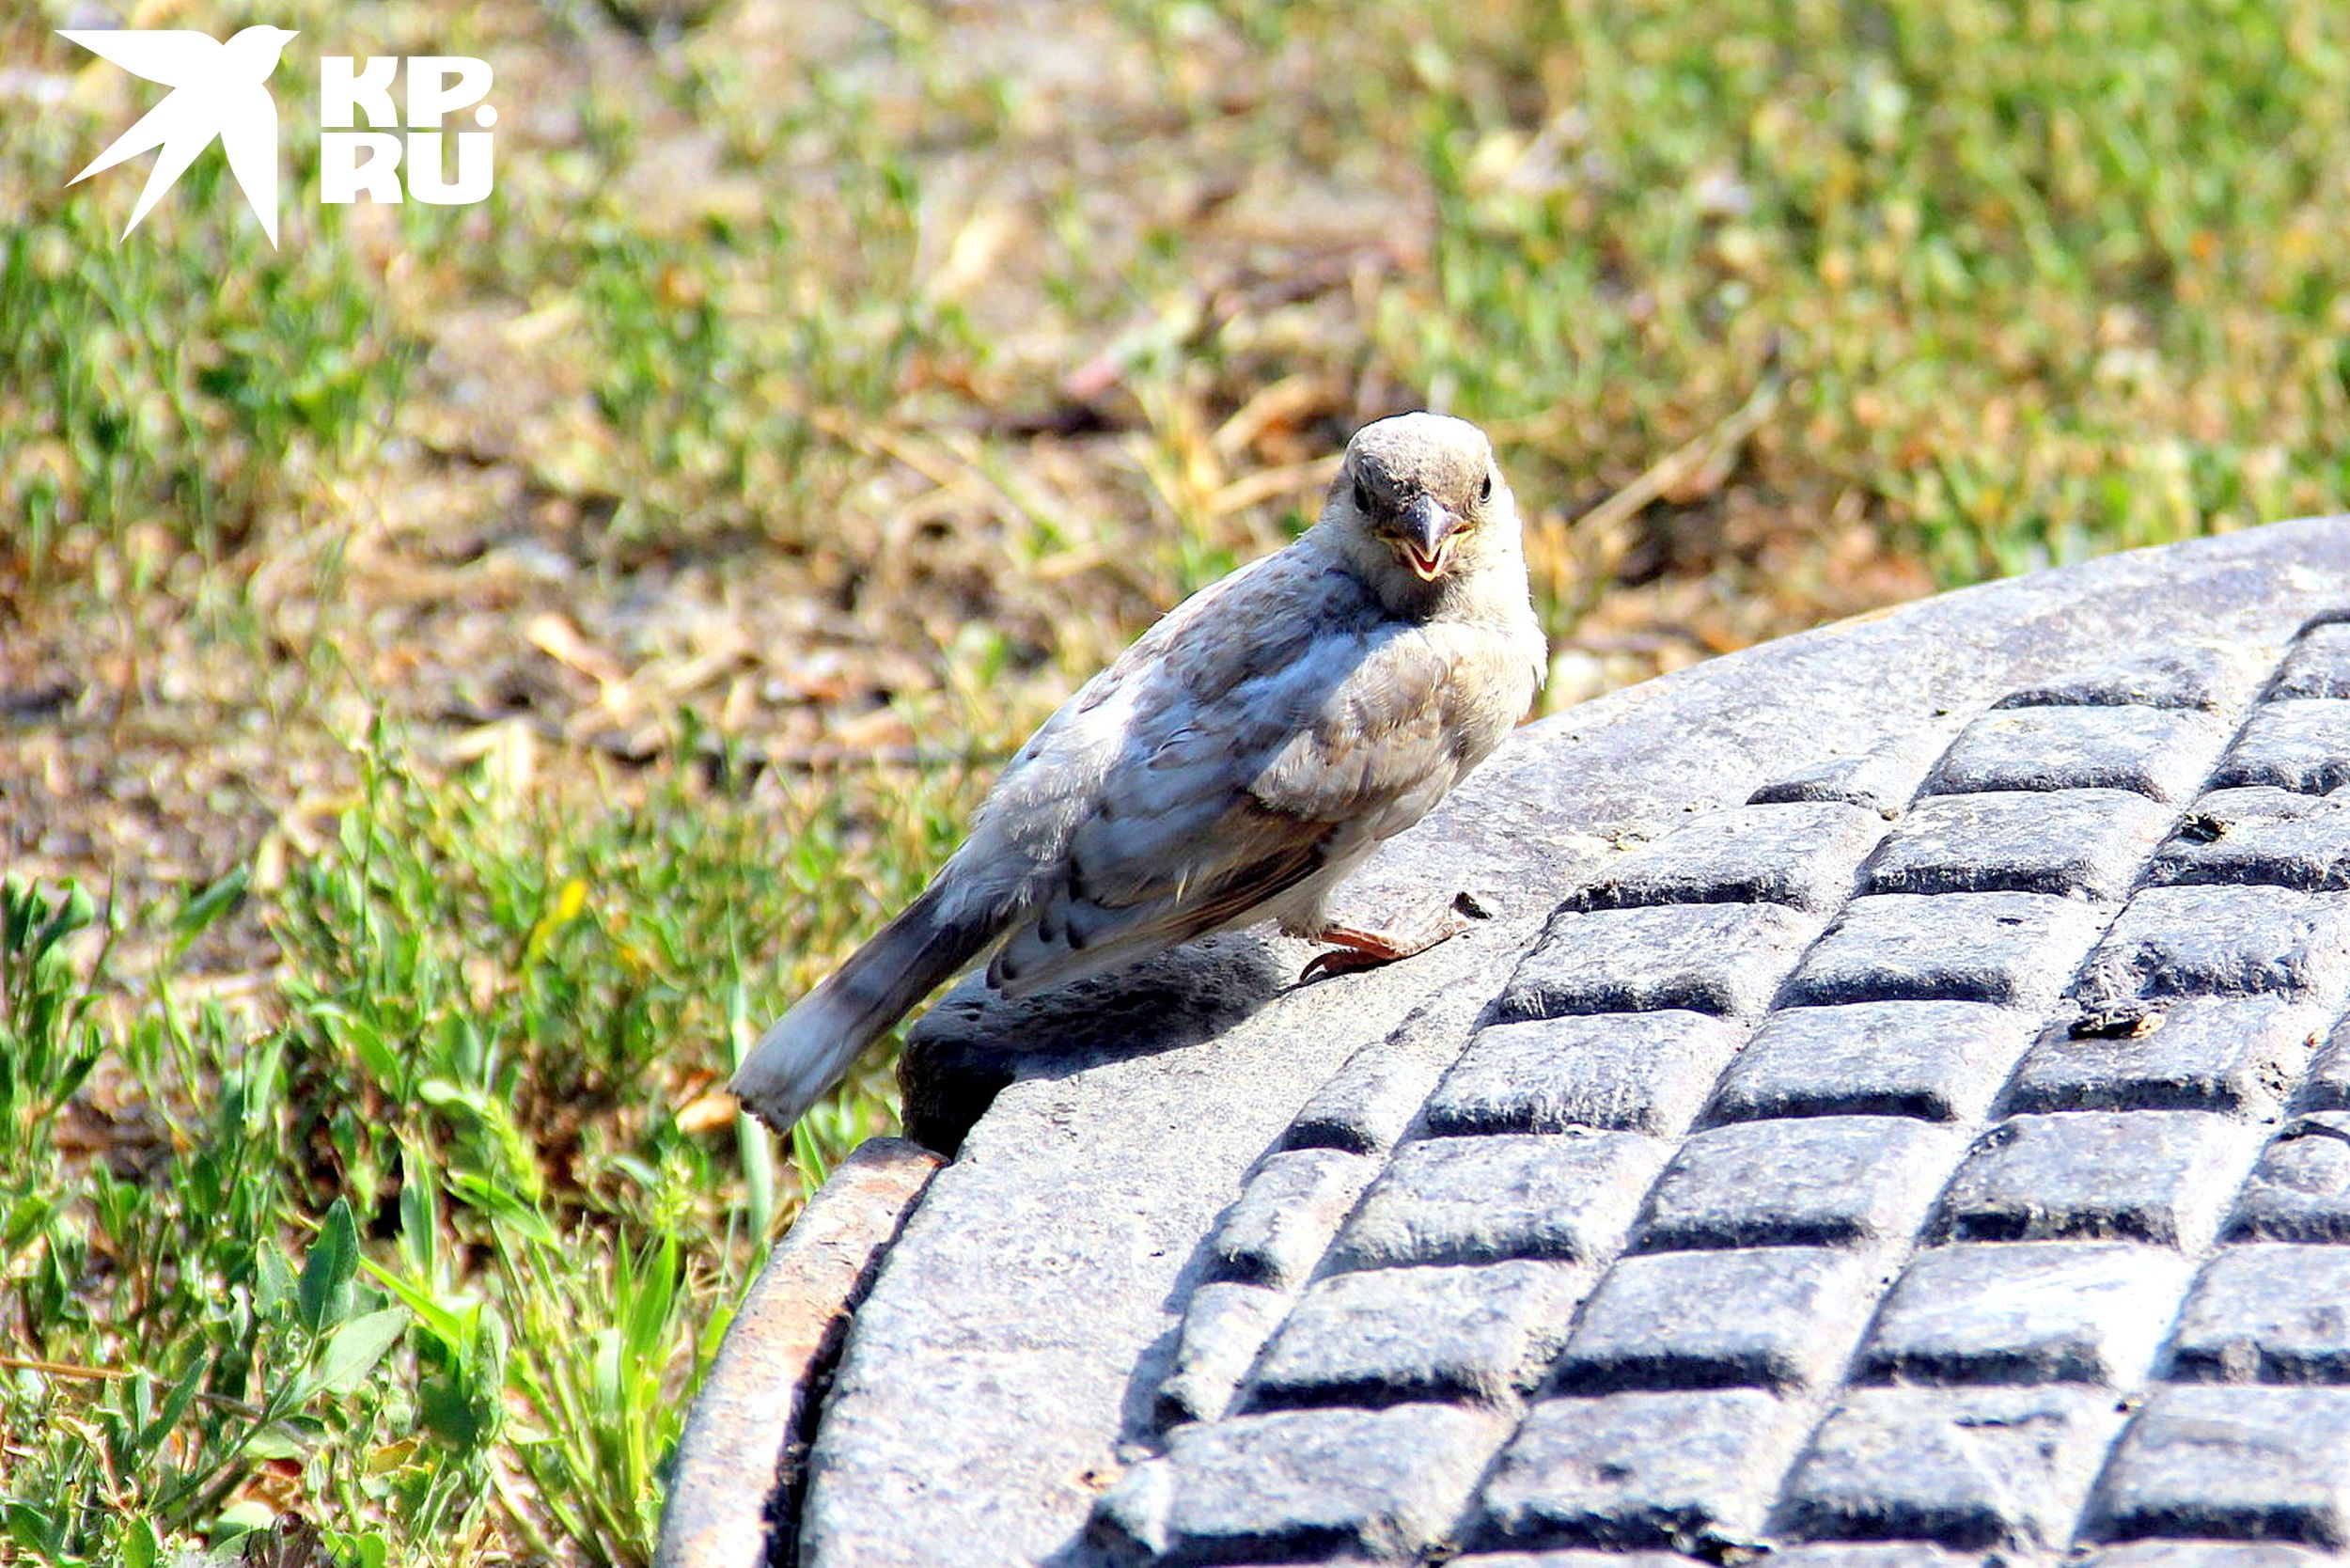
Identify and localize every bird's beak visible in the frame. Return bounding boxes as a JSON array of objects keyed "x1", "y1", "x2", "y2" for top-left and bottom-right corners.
[{"x1": 1396, "y1": 495, "x2": 1458, "y2": 581}]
